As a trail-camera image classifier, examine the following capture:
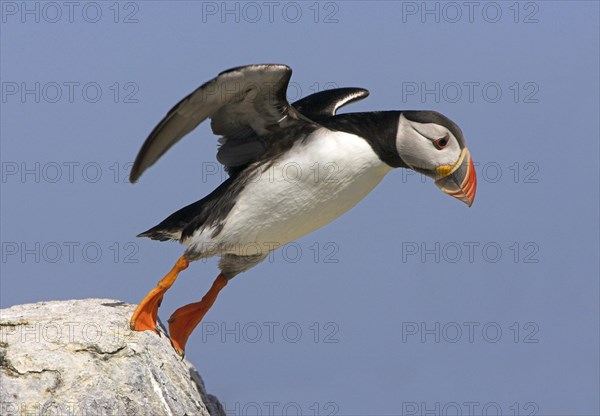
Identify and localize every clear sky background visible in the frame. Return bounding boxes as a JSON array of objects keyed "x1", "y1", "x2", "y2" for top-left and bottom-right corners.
[{"x1": 1, "y1": 1, "x2": 598, "y2": 415}]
